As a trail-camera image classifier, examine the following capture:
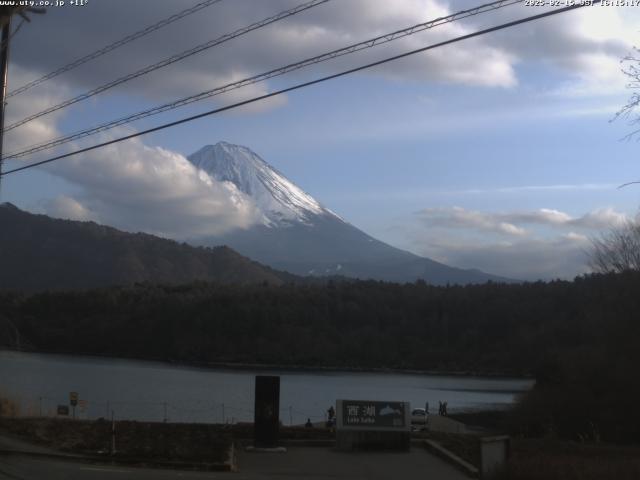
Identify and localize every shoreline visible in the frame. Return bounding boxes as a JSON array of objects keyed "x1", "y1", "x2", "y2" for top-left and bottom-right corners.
[{"x1": 0, "y1": 348, "x2": 533, "y2": 381}]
